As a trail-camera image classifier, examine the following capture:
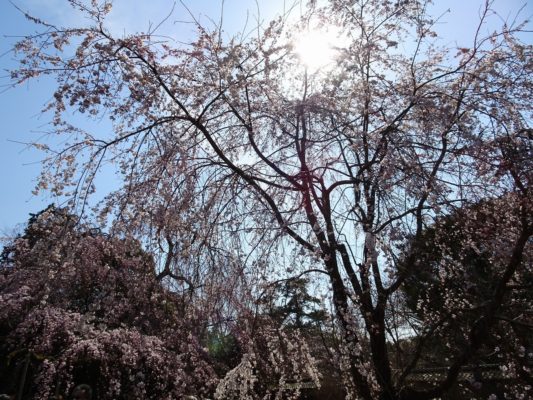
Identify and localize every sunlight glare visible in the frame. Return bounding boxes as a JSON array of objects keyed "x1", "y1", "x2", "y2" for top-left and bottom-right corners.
[{"x1": 293, "y1": 26, "x2": 345, "y2": 71}]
